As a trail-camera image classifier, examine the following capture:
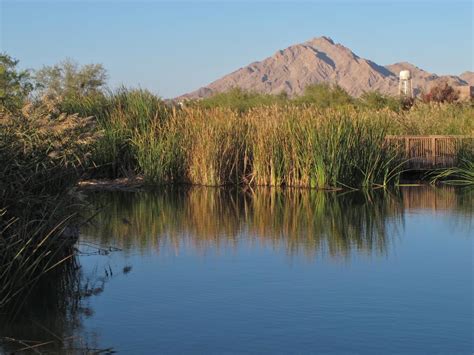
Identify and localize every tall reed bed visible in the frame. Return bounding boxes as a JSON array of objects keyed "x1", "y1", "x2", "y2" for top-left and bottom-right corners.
[
  {"x1": 430, "y1": 139, "x2": 474, "y2": 186},
  {"x1": 386, "y1": 102, "x2": 474, "y2": 136},
  {"x1": 58, "y1": 89, "x2": 472, "y2": 188},
  {"x1": 248, "y1": 106, "x2": 402, "y2": 188},
  {"x1": 59, "y1": 88, "x2": 170, "y2": 178},
  {"x1": 0, "y1": 109, "x2": 92, "y2": 310},
  {"x1": 128, "y1": 105, "x2": 403, "y2": 188}
]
